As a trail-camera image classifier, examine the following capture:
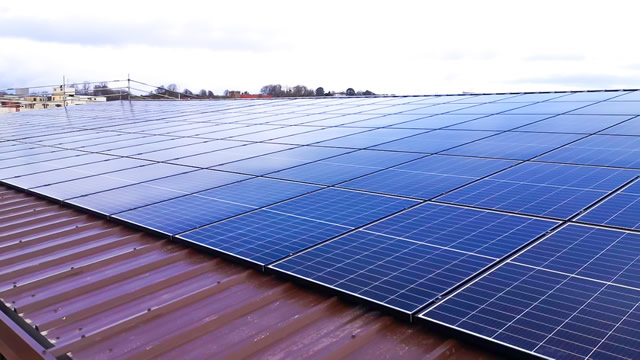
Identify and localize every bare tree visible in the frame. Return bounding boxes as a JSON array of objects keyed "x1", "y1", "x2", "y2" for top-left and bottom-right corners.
[
  {"x1": 315, "y1": 87, "x2": 325, "y2": 96},
  {"x1": 199, "y1": 89, "x2": 207, "y2": 97},
  {"x1": 346, "y1": 88, "x2": 356, "y2": 96},
  {"x1": 207, "y1": 90, "x2": 214, "y2": 97},
  {"x1": 260, "y1": 84, "x2": 283, "y2": 96}
]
